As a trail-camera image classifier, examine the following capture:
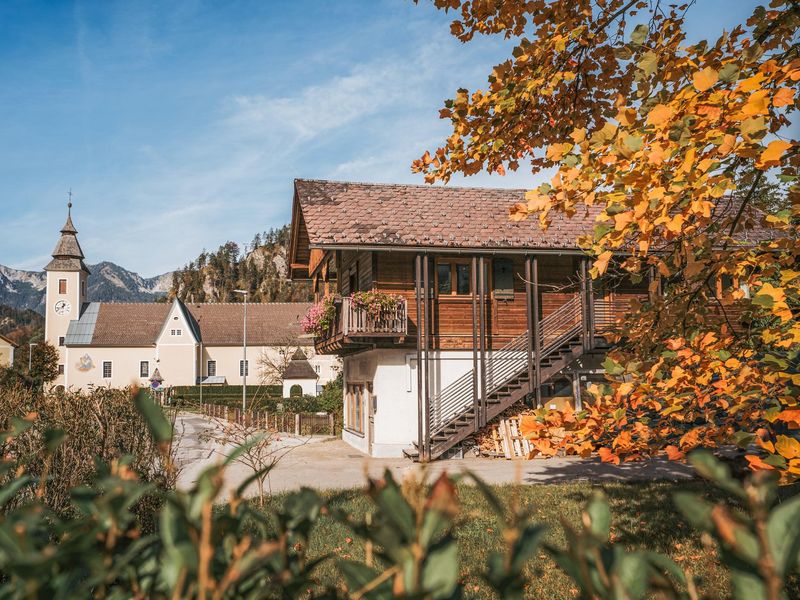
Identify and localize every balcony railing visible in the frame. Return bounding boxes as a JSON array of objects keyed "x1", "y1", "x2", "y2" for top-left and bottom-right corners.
[{"x1": 316, "y1": 296, "x2": 408, "y2": 347}]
